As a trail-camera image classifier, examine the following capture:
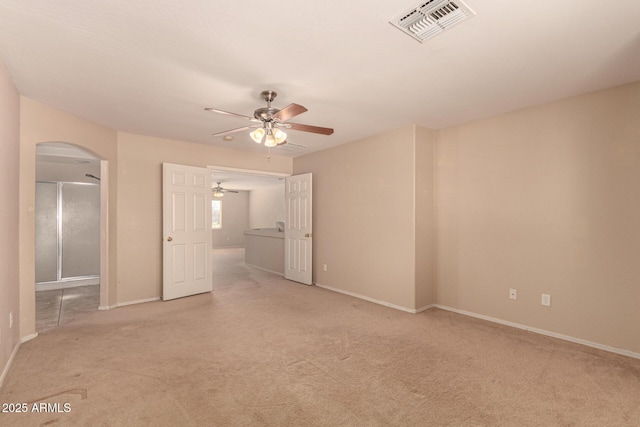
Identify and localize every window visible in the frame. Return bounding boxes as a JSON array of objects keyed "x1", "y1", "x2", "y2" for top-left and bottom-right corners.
[{"x1": 212, "y1": 200, "x2": 222, "y2": 229}]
